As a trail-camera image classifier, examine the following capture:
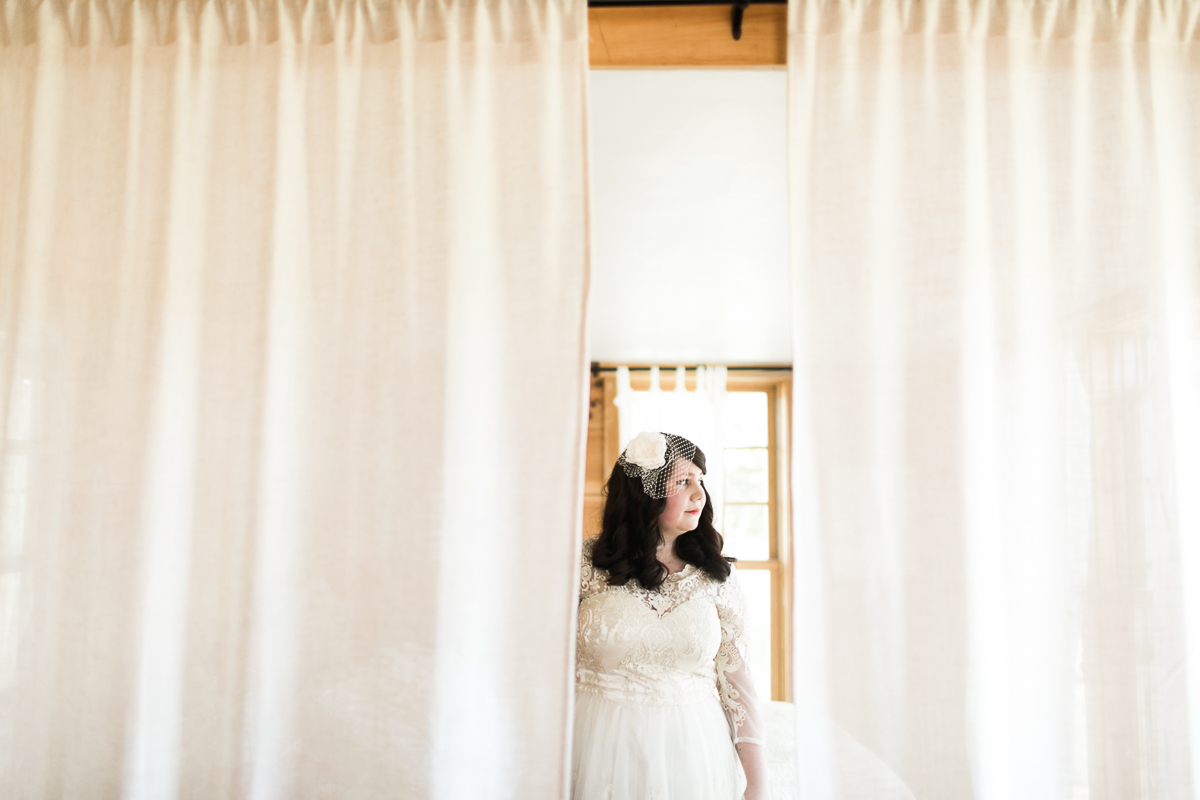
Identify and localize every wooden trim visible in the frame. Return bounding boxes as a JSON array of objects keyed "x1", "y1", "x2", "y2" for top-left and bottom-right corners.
[
  {"x1": 602, "y1": 374, "x2": 622, "y2": 485},
  {"x1": 774, "y1": 378, "x2": 793, "y2": 702},
  {"x1": 589, "y1": 5, "x2": 787, "y2": 68},
  {"x1": 764, "y1": 382, "x2": 782, "y2": 700}
]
